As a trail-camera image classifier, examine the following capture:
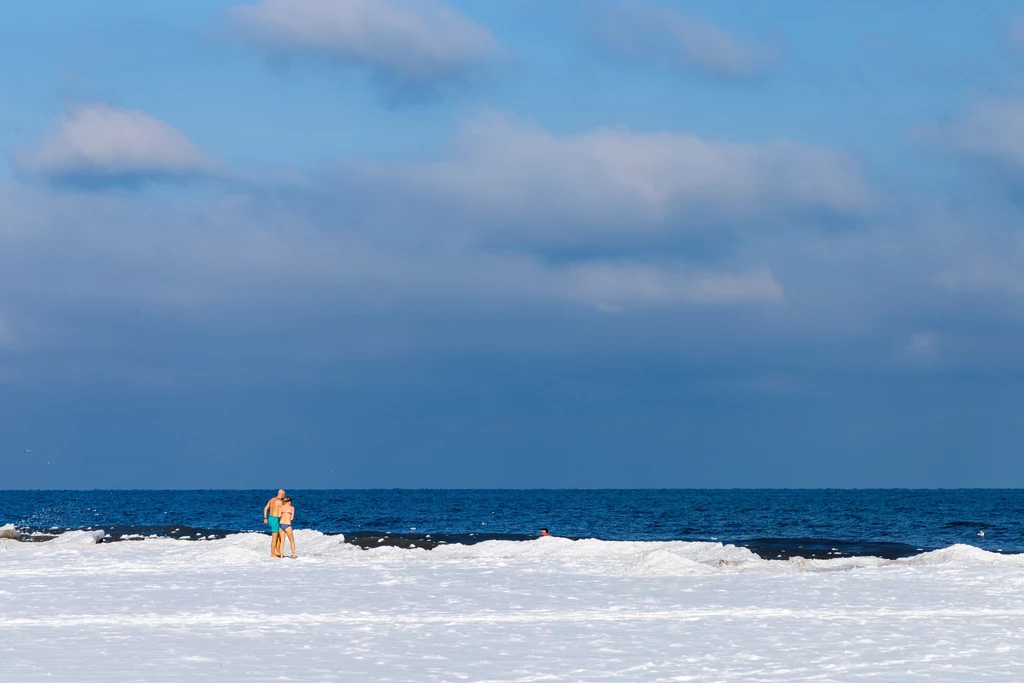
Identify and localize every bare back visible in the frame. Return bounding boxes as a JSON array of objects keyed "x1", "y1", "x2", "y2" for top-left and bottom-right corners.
[
  {"x1": 280, "y1": 504, "x2": 294, "y2": 525},
  {"x1": 267, "y1": 497, "x2": 283, "y2": 517}
]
